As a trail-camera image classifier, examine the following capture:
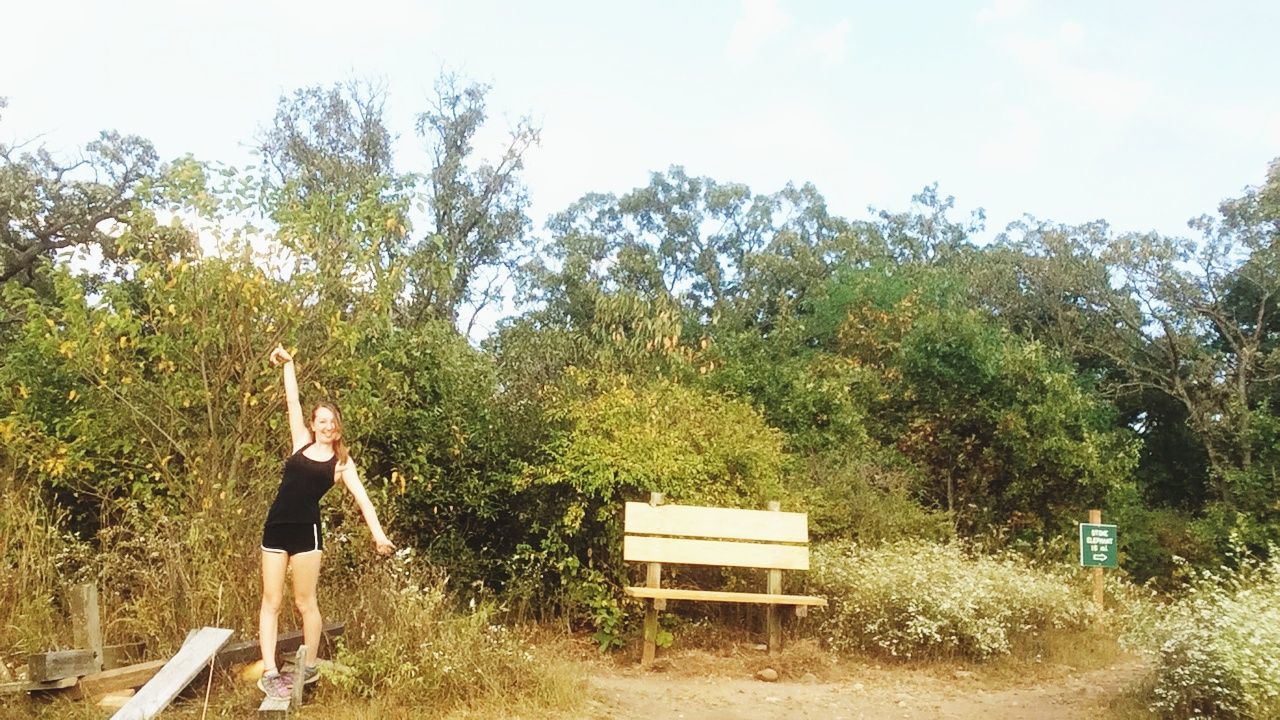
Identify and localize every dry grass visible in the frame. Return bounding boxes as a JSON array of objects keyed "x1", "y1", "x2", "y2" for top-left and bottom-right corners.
[
  {"x1": 0, "y1": 487, "x2": 587, "y2": 720},
  {"x1": 0, "y1": 481, "x2": 72, "y2": 659},
  {"x1": 4, "y1": 623, "x2": 1156, "y2": 720}
]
